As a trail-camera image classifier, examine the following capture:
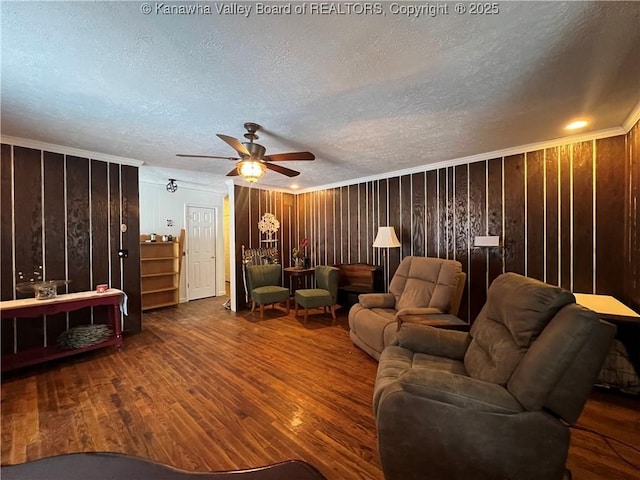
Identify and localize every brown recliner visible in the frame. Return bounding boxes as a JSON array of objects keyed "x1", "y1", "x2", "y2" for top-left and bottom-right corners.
[
  {"x1": 373, "y1": 273, "x2": 616, "y2": 480},
  {"x1": 348, "y1": 256, "x2": 466, "y2": 360}
]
